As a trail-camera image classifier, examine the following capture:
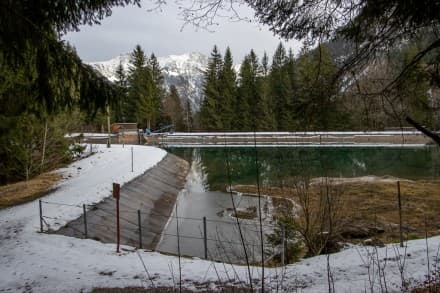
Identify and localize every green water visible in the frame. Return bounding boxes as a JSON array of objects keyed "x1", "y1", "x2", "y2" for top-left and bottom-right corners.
[{"x1": 166, "y1": 146, "x2": 440, "y2": 190}]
